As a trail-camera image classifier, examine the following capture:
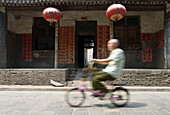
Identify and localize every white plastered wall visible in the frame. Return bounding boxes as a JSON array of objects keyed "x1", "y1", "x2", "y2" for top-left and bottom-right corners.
[
  {"x1": 60, "y1": 10, "x2": 164, "y2": 33},
  {"x1": 127, "y1": 11, "x2": 164, "y2": 33},
  {"x1": 8, "y1": 13, "x2": 17, "y2": 33},
  {"x1": 60, "y1": 11, "x2": 110, "y2": 26},
  {"x1": 7, "y1": 10, "x2": 164, "y2": 34},
  {"x1": 167, "y1": 3, "x2": 170, "y2": 13},
  {"x1": 0, "y1": 7, "x2": 5, "y2": 13},
  {"x1": 8, "y1": 12, "x2": 42, "y2": 34}
]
